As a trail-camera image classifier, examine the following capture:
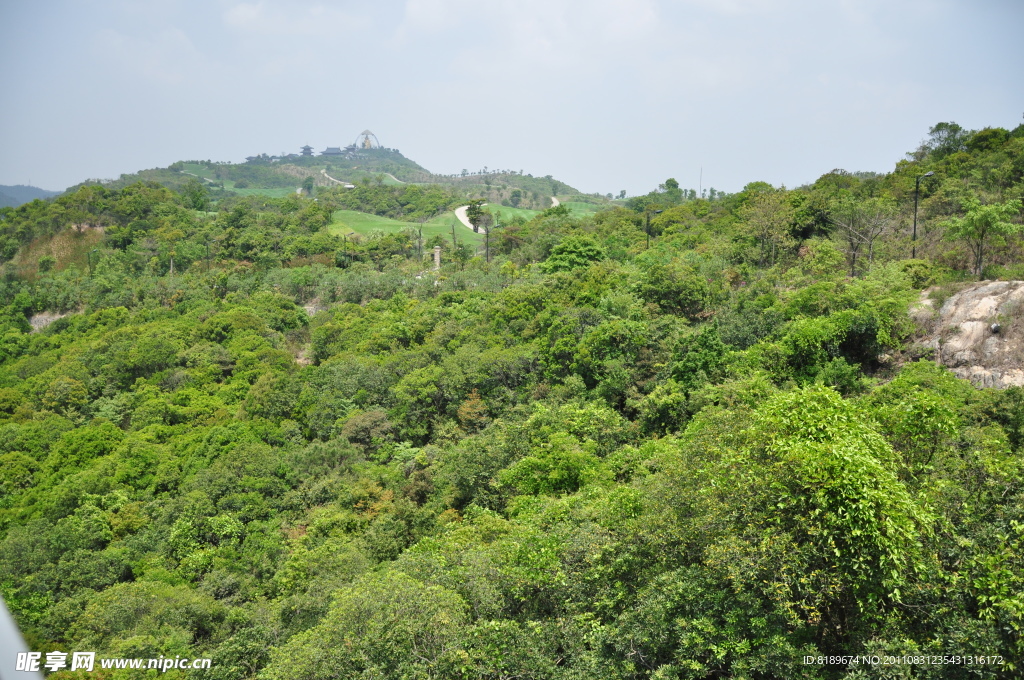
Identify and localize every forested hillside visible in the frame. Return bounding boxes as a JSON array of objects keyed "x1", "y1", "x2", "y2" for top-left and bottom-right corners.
[
  {"x1": 0, "y1": 185, "x2": 60, "y2": 209},
  {"x1": 1, "y1": 122, "x2": 1023, "y2": 679},
  {"x1": 64, "y1": 148, "x2": 590, "y2": 211}
]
